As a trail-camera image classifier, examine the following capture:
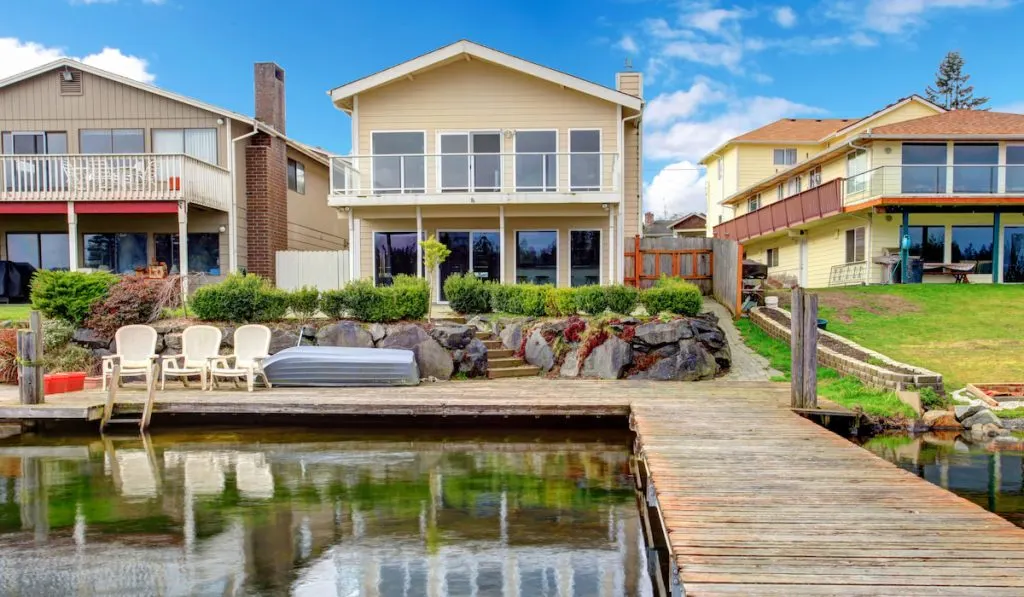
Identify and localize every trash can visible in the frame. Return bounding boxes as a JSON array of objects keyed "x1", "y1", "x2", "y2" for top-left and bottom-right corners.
[{"x1": 909, "y1": 258, "x2": 924, "y2": 283}]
